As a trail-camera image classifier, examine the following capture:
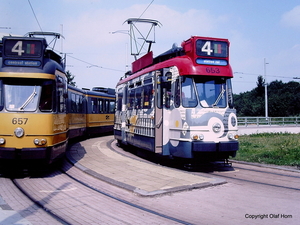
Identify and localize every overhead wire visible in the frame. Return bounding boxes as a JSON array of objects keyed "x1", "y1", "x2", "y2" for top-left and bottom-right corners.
[
  {"x1": 26, "y1": 0, "x2": 155, "y2": 73},
  {"x1": 67, "y1": 55, "x2": 124, "y2": 72},
  {"x1": 72, "y1": 0, "x2": 155, "y2": 71},
  {"x1": 234, "y1": 72, "x2": 297, "y2": 81},
  {"x1": 28, "y1": 0, "x2": 43, "y2": 33},
  {"x1": 138, "y1": 0, "x2": 154, "y2": 19}
]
